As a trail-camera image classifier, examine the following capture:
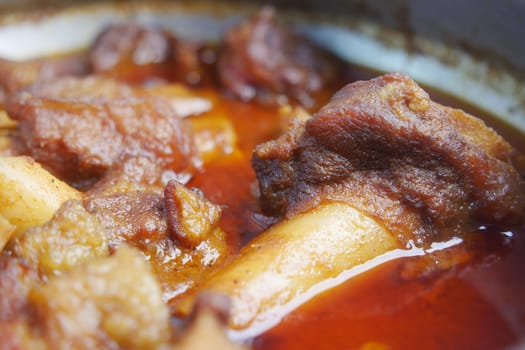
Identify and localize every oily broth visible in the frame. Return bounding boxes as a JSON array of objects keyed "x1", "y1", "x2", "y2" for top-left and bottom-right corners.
[{"x1": 251, "y1": 227, "x2": 525, "y2": 350}]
